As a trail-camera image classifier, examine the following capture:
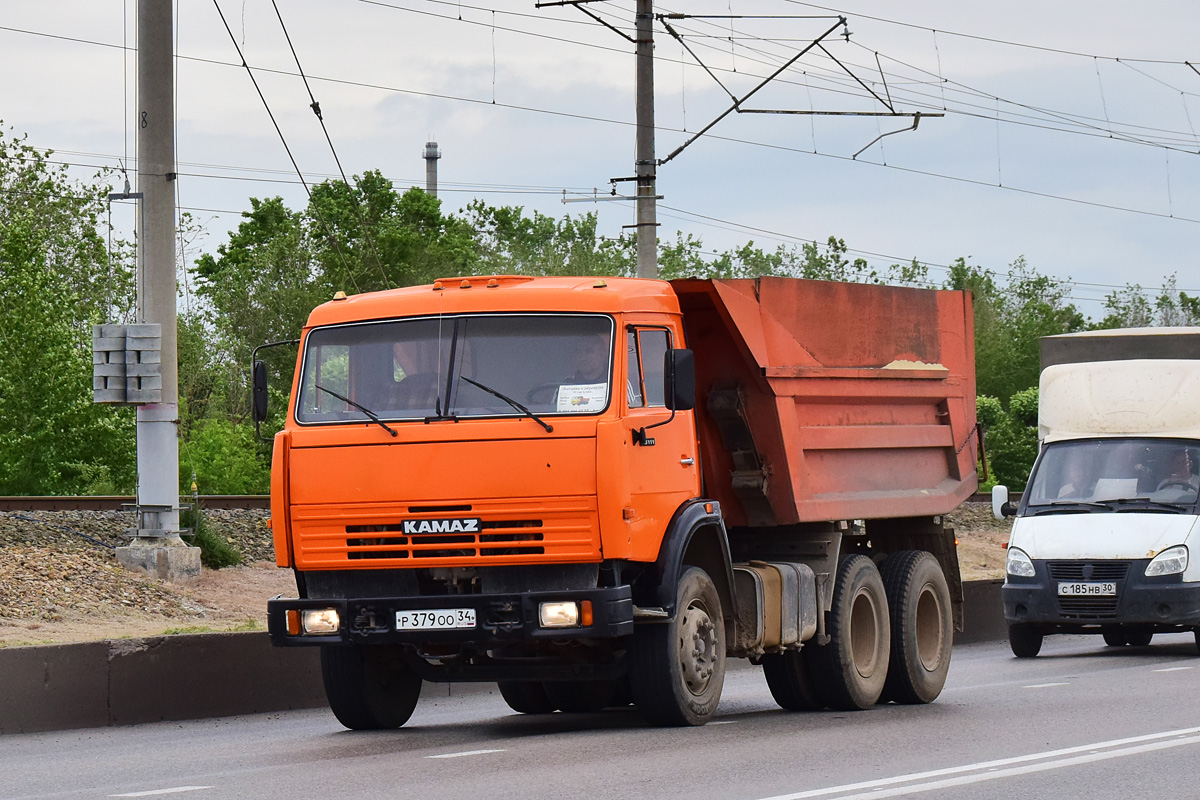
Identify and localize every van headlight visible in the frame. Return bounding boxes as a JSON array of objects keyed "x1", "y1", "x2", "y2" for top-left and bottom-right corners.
[
  {"x1": 1146, "y1": 546, "x2": 1188, "y2": 577},
  {"x1": 1006, "y1": 547, "x2": 1036, "y2": 578}
]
